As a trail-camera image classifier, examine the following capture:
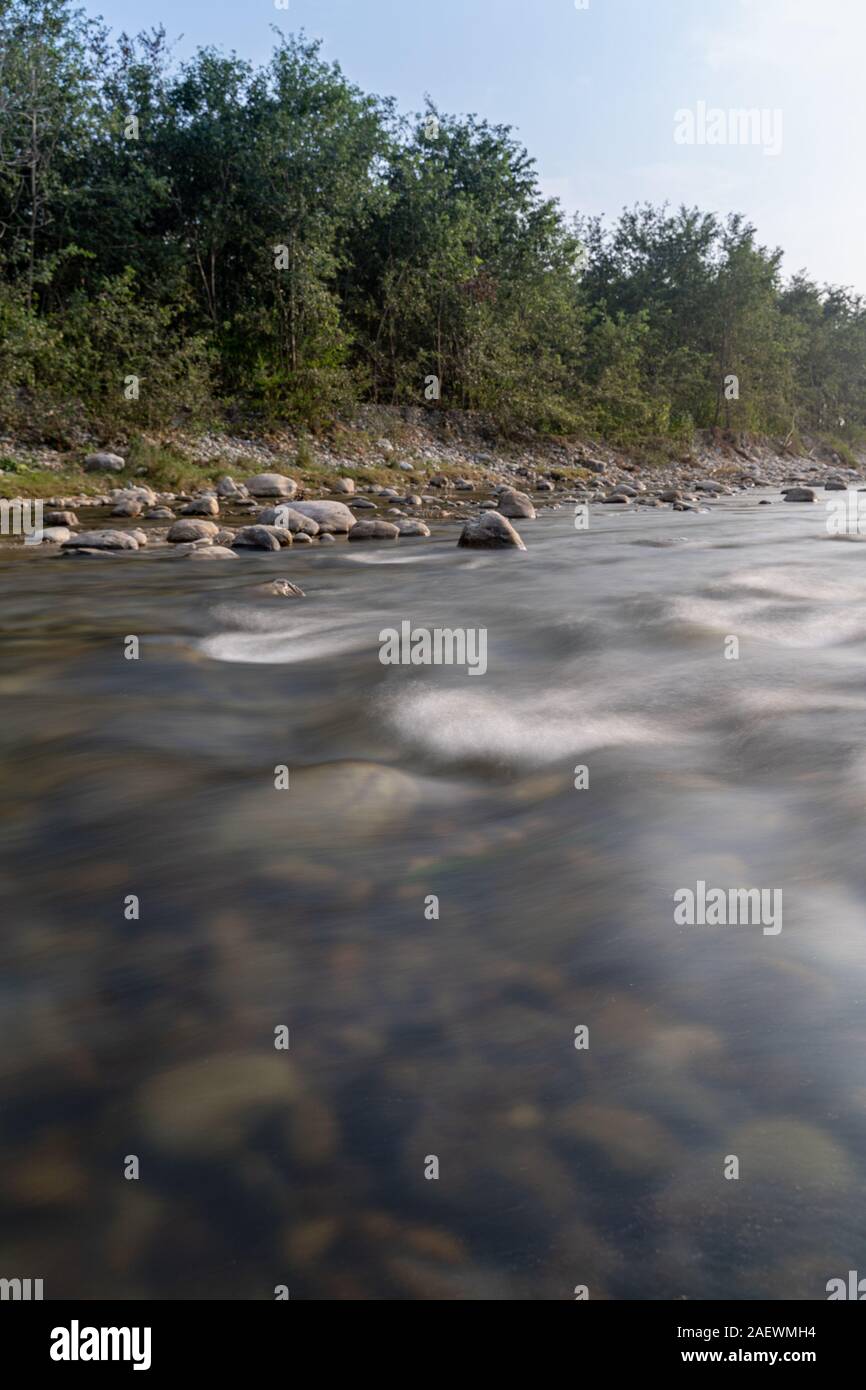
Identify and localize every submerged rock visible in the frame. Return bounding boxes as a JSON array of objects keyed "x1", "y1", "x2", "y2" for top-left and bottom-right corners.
[
  {"x1": 177, "y1": 544, "x2": 237, "y2": 560},
  {"x1": 137, "y1": 1054, "x2": 300, "y2": 1155}
]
